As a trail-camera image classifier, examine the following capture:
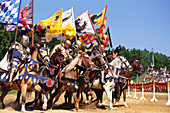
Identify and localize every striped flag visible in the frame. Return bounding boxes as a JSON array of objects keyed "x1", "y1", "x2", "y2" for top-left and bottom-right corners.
[{"x1": 0, "y1": 0, "x2": 22, "y2": 25}]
